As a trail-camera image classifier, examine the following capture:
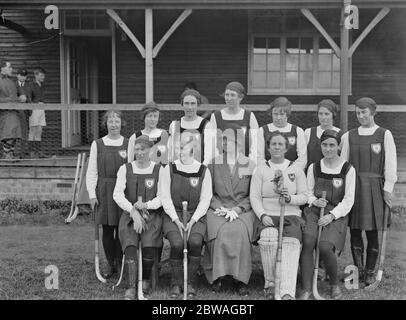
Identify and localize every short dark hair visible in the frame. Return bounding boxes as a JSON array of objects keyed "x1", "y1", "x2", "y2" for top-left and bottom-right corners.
[
  {"x1": 266, "y1": 131, "x2": 290, "y2": 150},
  {"x1": 102, "y1": 110, "x2": 126, "y2": 129},
  {"x1": 0, "y1": 60, "x2": 10, "y2": 68},
  {"x1": 33, "y1": 67, "x2": 46, "y2": 75},
  {"x1": 184, "y1": 82, "x2": 197, "y2": 90}
]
